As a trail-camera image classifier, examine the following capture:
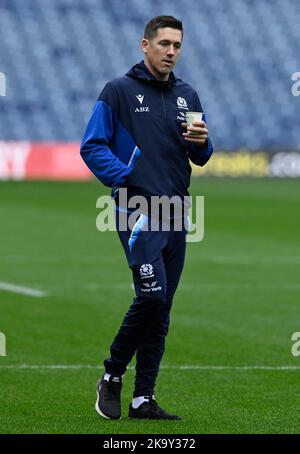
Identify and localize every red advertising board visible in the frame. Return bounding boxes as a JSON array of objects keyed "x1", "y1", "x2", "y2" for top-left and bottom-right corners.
[{"x1": 0, "y1": 142, "x2": 92, "y2": 180}]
